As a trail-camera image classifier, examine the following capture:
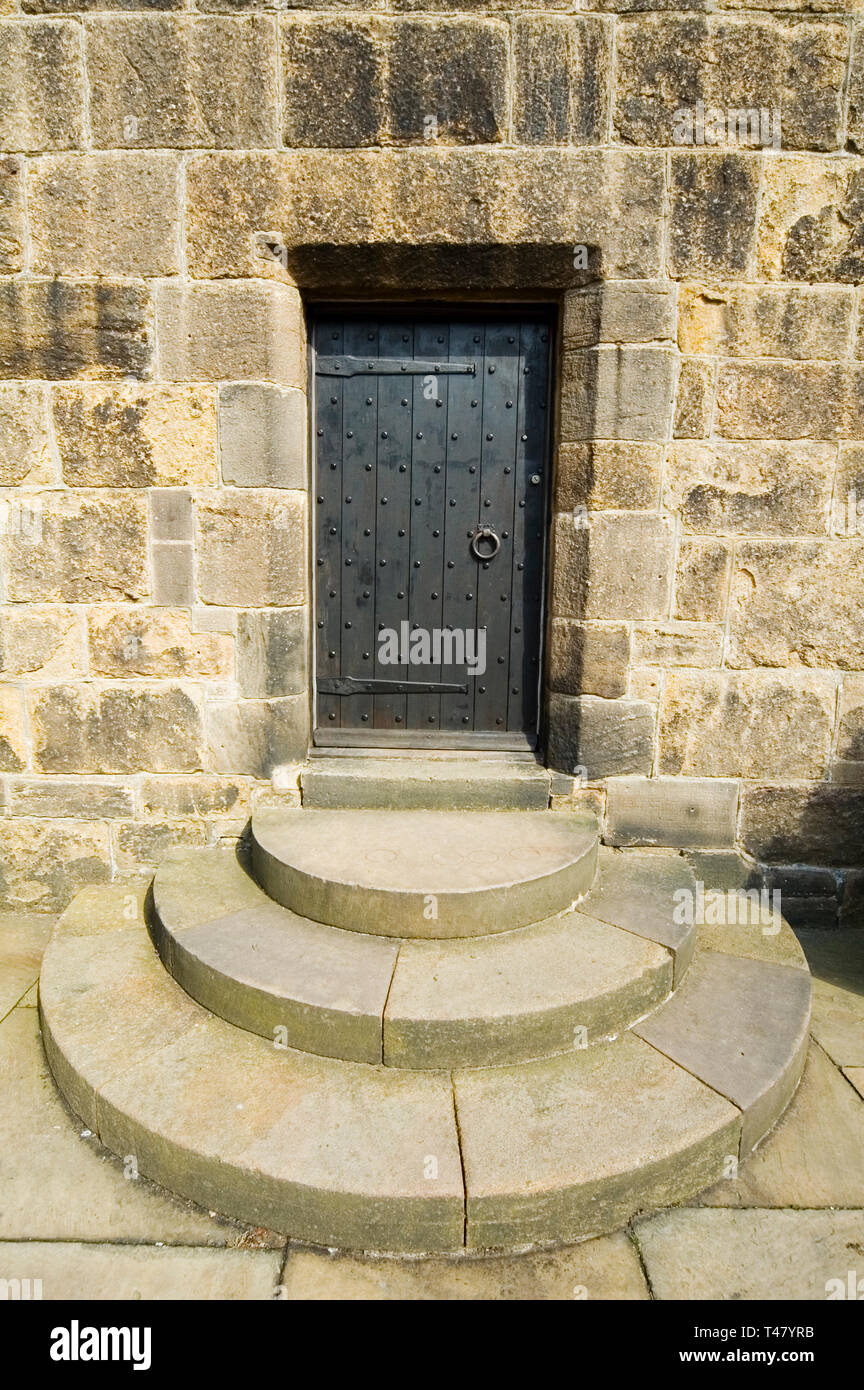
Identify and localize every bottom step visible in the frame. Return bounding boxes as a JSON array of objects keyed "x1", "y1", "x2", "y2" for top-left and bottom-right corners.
[{"x1": 39, "y1": 884, "x2": 810, "y2": 1255}]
